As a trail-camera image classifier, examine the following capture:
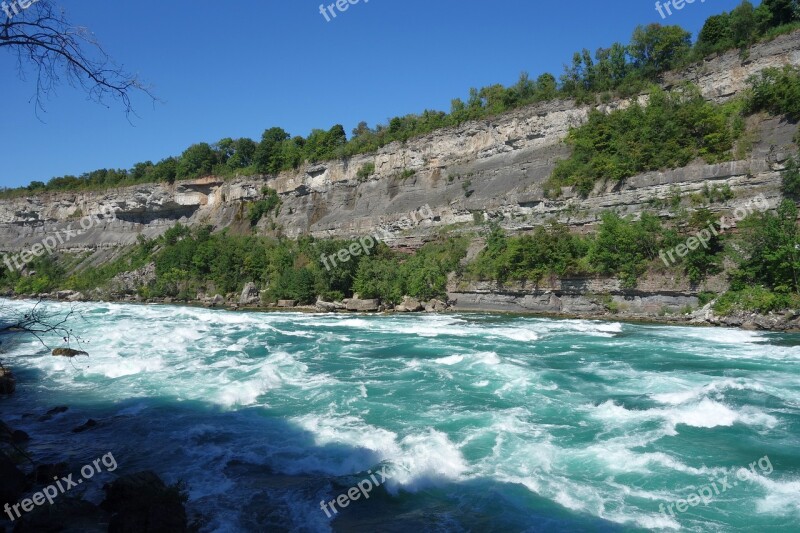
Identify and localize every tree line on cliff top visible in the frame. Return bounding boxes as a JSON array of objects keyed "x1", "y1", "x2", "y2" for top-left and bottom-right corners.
[{"x1": 2, "y1": 0, "x2": 798, "y2": 198}]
